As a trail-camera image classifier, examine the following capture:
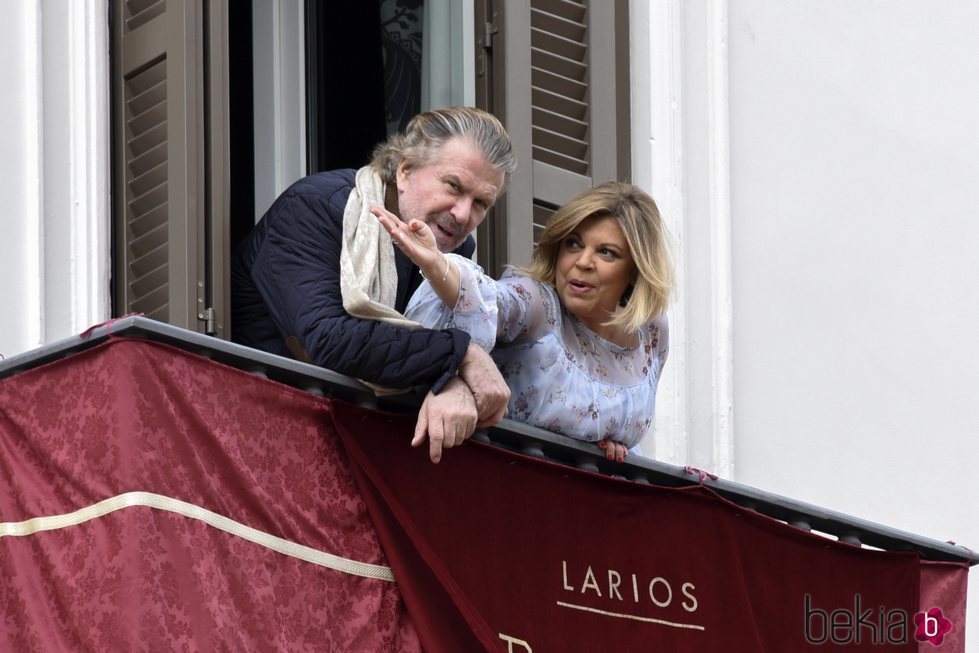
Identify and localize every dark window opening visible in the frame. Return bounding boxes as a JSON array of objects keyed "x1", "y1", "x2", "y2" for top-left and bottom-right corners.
[
  {"x1": 305, "y1": 0, "x2": 425, "y2": 174},
  {"x1": 305, "y1": 1, "x2": 388, "y2": 174},
  {"x1": 379, "y1": 0, "x2": 424, "y2": 135},
  {"x1": 228, "y1": 1, "x2": 255, "y2": 259}
]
